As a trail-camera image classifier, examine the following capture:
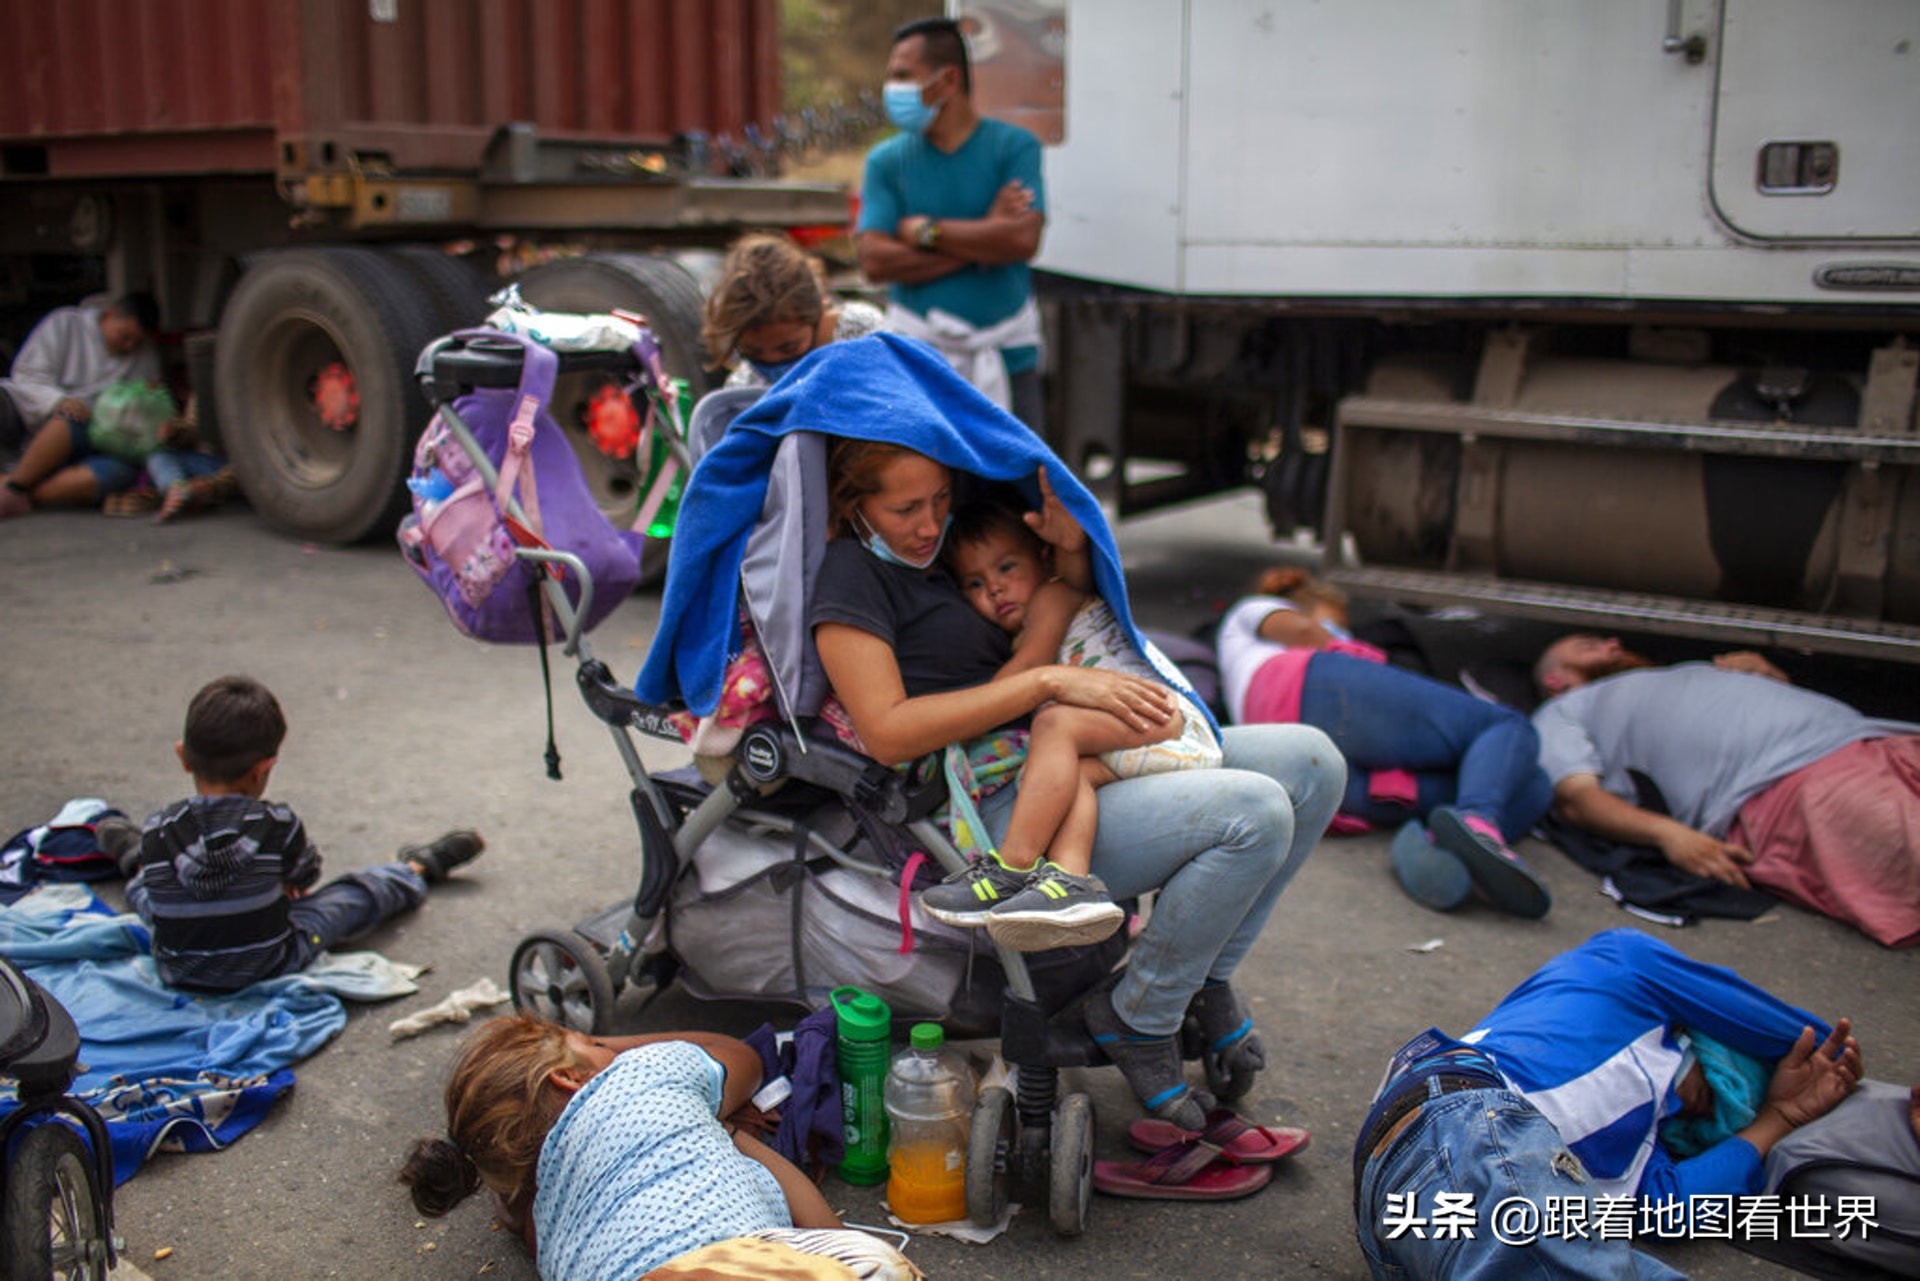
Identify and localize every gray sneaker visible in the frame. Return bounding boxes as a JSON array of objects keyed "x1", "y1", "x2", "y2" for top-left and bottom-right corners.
[
  {"x1": 919, "y1": 855, "x2": 1035, "y2": 927},
  {"x1": 983, "y1": 863, "x2": 1125, "y2": 952}
]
